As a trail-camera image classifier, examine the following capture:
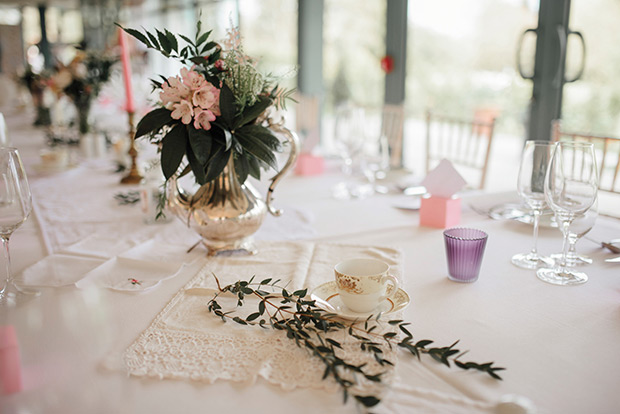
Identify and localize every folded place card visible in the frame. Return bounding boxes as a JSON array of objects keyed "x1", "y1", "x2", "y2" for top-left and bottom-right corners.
[
  {"x1": 420, "y1": 159, "x2": 467, "y2": 198},
  {"x1": 0, "y1": 325, "x2": 22, "y2": 394},
  {"x1": 419, "y1": 160, "x2": 466, "y2": 228}
]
